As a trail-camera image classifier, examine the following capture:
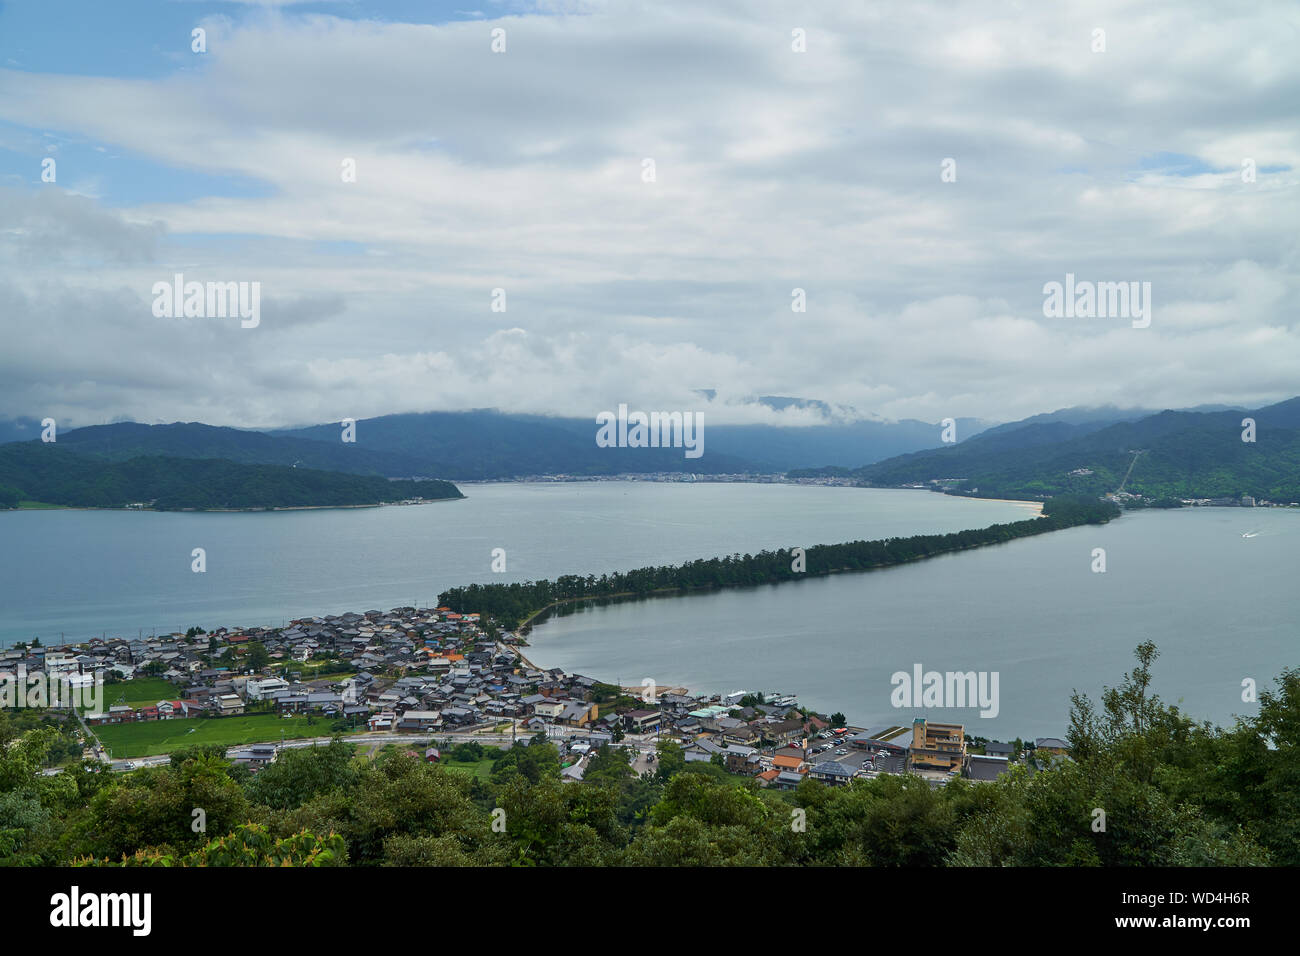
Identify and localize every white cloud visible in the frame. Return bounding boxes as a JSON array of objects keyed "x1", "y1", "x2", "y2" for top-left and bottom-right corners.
[{"x1": 0, "y1": 0, "x2": 1297, "y2": 429}]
